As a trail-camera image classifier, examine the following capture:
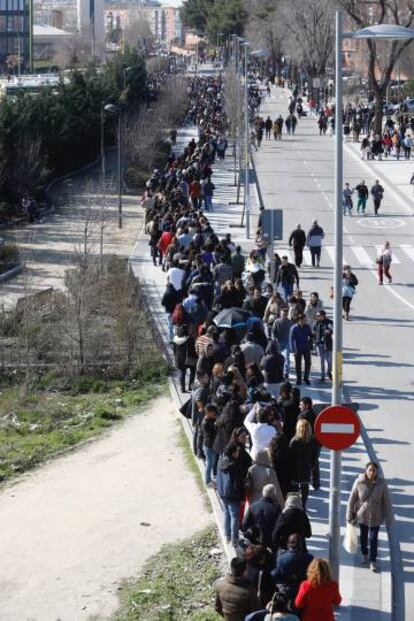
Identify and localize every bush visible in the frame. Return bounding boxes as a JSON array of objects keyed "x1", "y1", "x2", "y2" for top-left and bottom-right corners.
[{"x1": 0, "y1": 242, "x2": 19, "y2": 269}]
